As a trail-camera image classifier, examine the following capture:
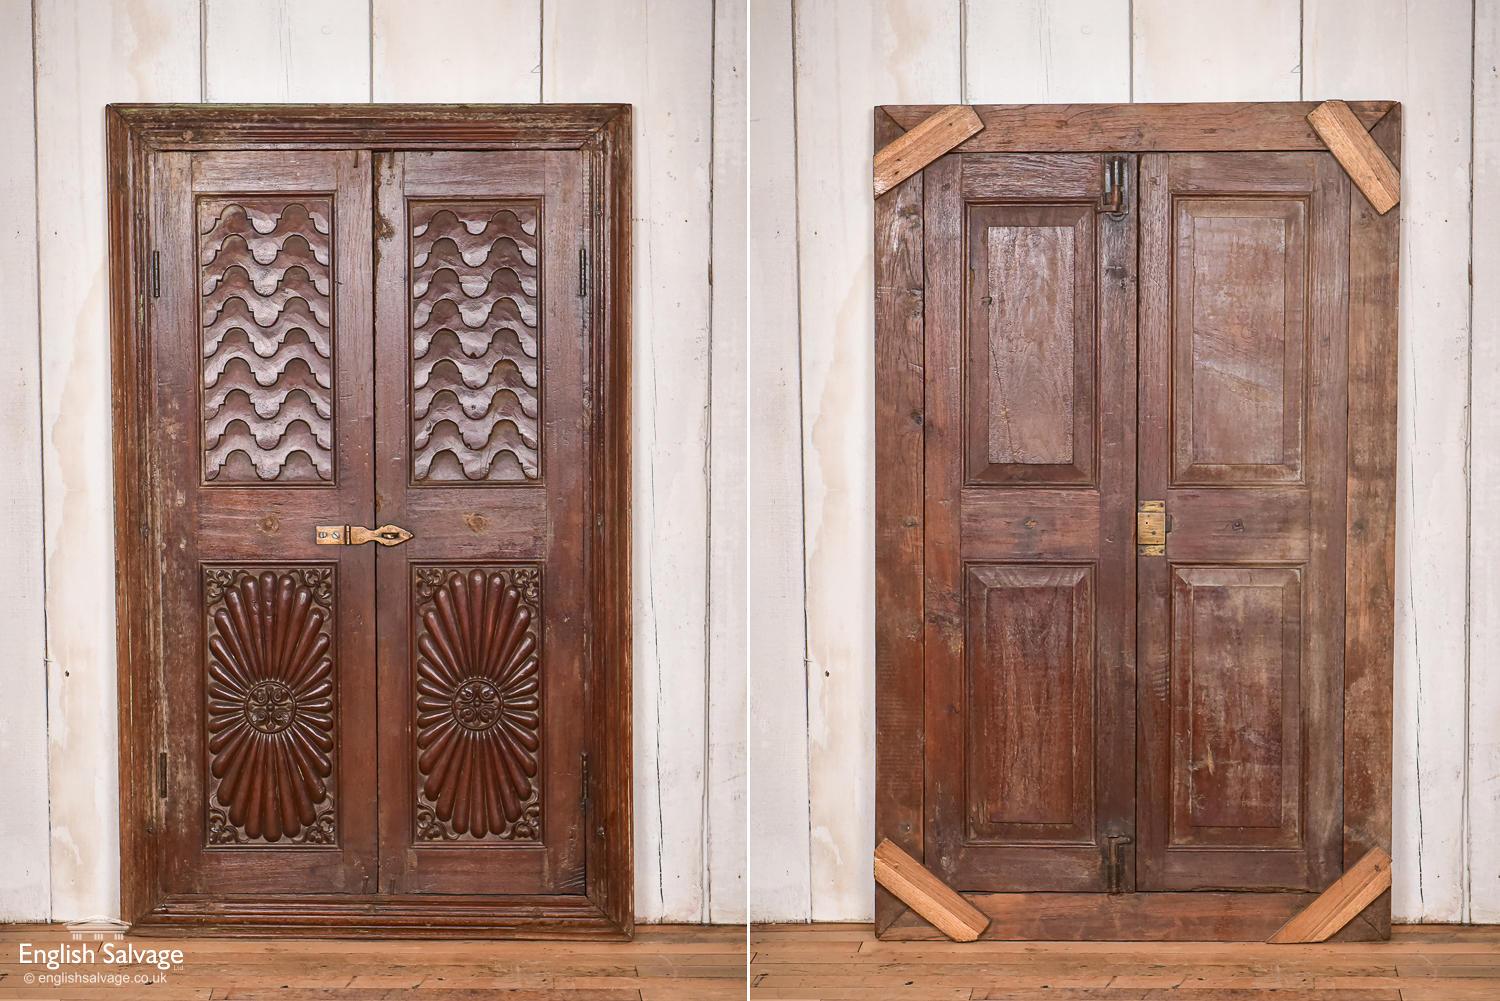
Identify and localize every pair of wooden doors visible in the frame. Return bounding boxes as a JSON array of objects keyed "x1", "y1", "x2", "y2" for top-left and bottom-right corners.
[
  {"x1": 110, "y1": 107, "x2": 631, "y2": 937},
  {"x1": 876, "y1": 103, "x2": 1398, "y2": 940}
]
